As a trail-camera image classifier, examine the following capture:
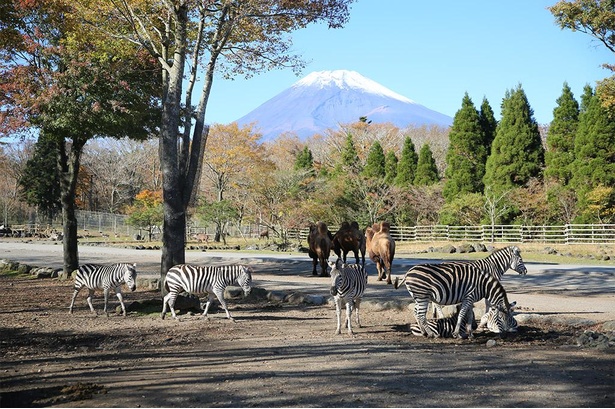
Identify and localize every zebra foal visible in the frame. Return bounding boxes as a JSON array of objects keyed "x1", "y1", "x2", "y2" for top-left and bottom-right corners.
[
  {"x1": 161, "y1": 264, "x2": 252, "y2": 321},
  {"x1": 329, "y1": 259, "x2": 368, "y2": 335},
  {"x1": 68, "y1": 263, "x2": 137, "y2": 316},
  {"x1": 395, "y1": 262, "x2": 512, "y2": 339}
]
